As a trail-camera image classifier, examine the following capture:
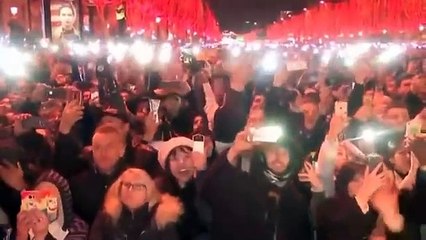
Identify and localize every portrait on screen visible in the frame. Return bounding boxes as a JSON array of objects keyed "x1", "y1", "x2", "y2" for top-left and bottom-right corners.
[{"x1": 51, "y1": 0, "x2": 80, "y2": 42}]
